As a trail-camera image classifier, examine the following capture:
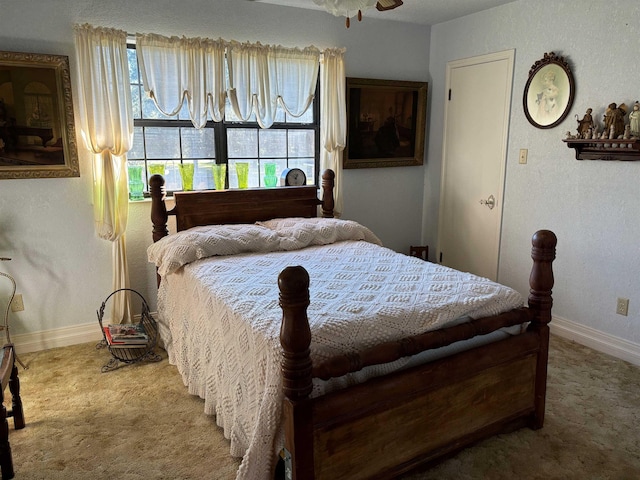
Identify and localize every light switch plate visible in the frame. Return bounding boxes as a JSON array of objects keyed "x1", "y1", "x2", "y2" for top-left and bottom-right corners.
[{"x1": 519, "y1": 149, "x2": 528, "y2": 164}]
